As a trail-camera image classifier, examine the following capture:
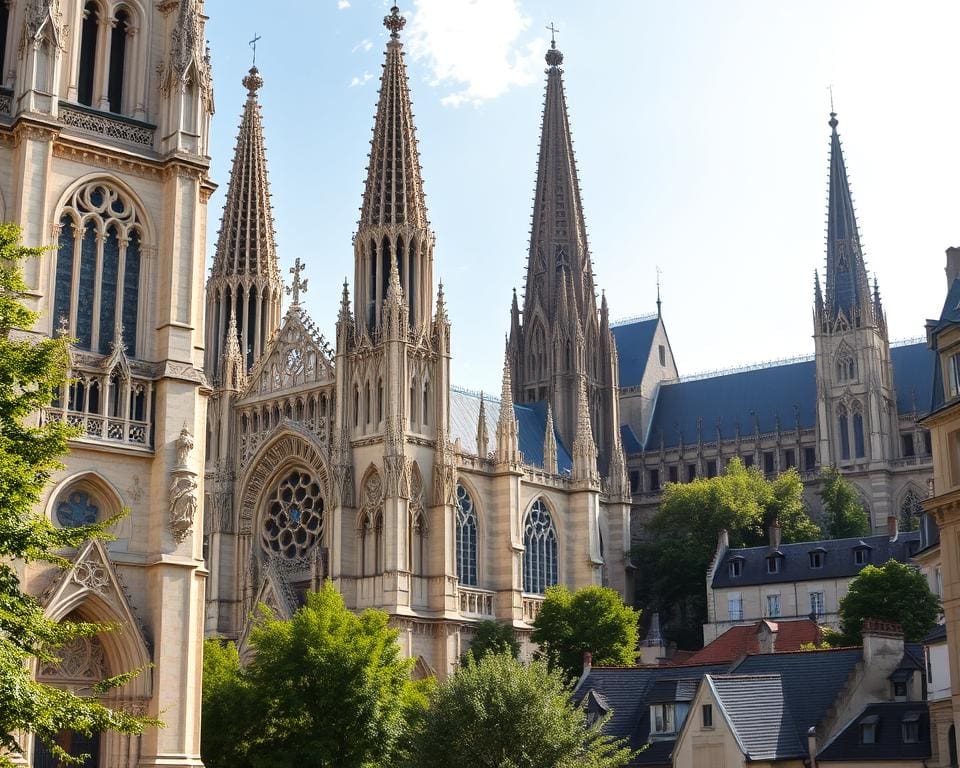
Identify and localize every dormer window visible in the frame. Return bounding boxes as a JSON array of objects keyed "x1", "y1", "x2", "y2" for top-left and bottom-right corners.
[
  {"x1": 728, "y1": 557, "x2": 743, "y2": 578},
  {"x1": 809, "y1": 549, "x2": 825, "y2": 569},
  {"x1": 902, "y1": 712, "x2": 921, "y2": 743},
  {"x1": 948, "y1": 352, "x2": 960, "y2": 399},
  {"x1": 859, "y1": 714, "x2": 879, "y2": 745},
  {"x1": 854, "y1": 546, "x2": 871, "y2": 565},
  {"x1": 767, "y1": 554, "x2": 782, "y2": 574}
]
